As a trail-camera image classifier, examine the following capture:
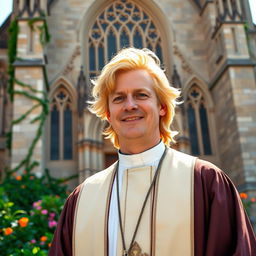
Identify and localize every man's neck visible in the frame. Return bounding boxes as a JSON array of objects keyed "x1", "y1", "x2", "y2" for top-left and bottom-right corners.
[{"x1": 119, "y1": 138, "x2": 162, "y2": 155}]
